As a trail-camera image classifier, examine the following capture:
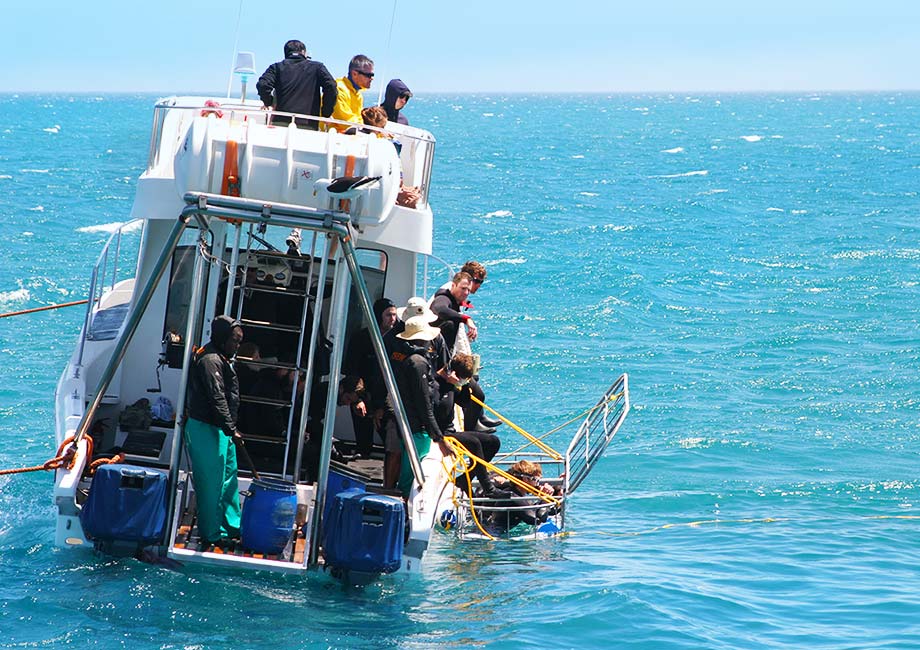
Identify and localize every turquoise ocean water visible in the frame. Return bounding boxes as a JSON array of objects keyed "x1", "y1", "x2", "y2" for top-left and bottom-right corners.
[{"x1": 1, "y1": 92, "x2": 919, "y2": 648}]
